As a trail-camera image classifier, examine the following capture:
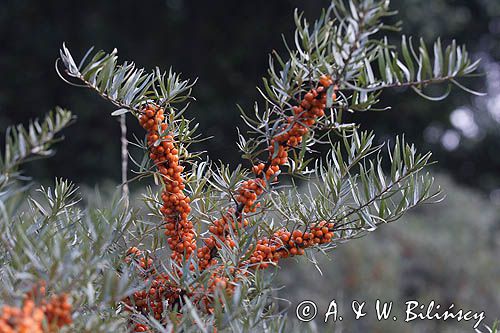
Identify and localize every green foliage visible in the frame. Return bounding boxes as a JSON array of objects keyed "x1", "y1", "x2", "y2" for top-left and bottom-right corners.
[
  {"x1": 0, "y1": 110, "x2": 132, "y2": 330},
  {"x1": 270, "y1": 131, "x2": 441, "y2": 245},
  {"x1": 262, "y1": 0, "x2": 481, "y2": 111},
  {"x1": 277, "y1": 175, "x2": 500, "y2": 332},
  {"x1": 0, "y1": 107, "x2": 73, "y2": 190},
  {"x1": 57, "y1": 44, "x2": 196, "y2": 115},
  {"x1": 355, "y1": 36, "x2": 482, "y2": 99},
  {"x1": 3, "y1": 0, "x2": 498, "y2": 189},
  {"x1": 0, "y1": 111, "x2": 290, "y2": 332},
  {"x1": 0, "y1": 0, "x2": 486, "y2": 332},
  {"x1": 0, "y1": 108, "x2": 74, "y2": 225}
]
